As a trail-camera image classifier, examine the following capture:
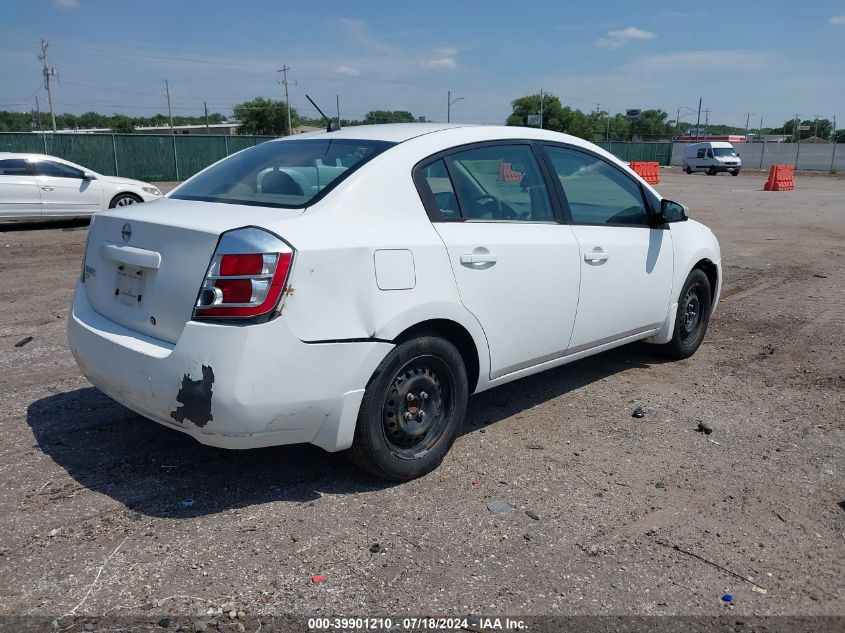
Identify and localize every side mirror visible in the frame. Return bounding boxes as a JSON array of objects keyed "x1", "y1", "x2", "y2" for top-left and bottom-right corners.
[
  {"x1": 660, "y1": 199, "x2": 688, "y2": 223},
  {"x1": 82, "y1": 171, "x2": 96, "y2": 180}
]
